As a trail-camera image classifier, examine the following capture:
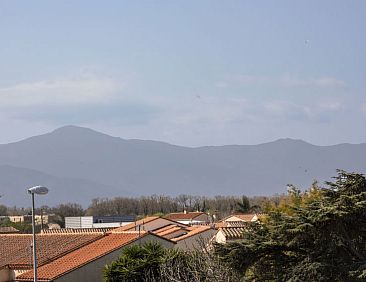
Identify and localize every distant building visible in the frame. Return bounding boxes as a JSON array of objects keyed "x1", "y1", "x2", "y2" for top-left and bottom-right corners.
[
  {"x1": 7, "y1": 214, "x2": 55, "y2": 225},
  {"x1": 165, "y1": 212, "x2": 210, "y2": 225},
  {"x1": 215, "y1": 227, "x2": 247, "y2": 244},
  {"x1": 65, "y1": 215, "x2": 136, "y2": 229},
  {"x1": 112, "y1": 216, "x2": 216, "y2": 251},
  {"x1": 0, "y1": 226, "x2": 19, "y2": 234},
  {"x1": 214, "y1": 213, "x2": 260, "y2": 244},
  {"x1": 221, "y1": 213, "x2": 258, "y2": 223}
]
